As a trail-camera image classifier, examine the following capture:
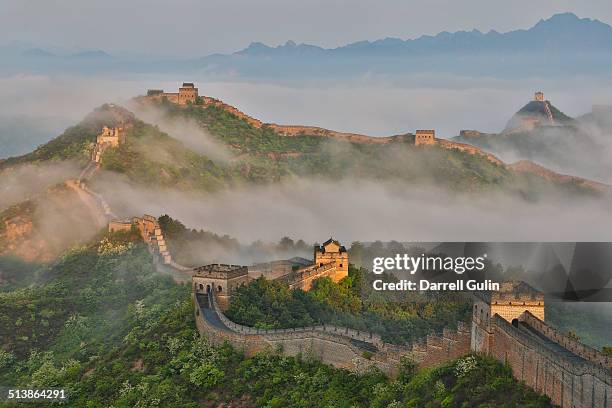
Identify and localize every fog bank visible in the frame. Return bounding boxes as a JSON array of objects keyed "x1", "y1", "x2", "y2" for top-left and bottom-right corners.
[{"x1": 93, "y1": 177, "x2": 612, "y2": 244}]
